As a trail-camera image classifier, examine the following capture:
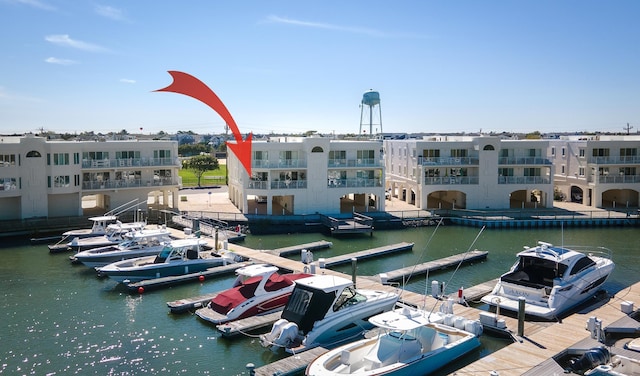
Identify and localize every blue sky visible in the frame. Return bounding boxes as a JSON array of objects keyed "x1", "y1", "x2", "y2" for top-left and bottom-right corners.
[{"x1": 1, "y1": 1, "x2": 639, "y2": 136}]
